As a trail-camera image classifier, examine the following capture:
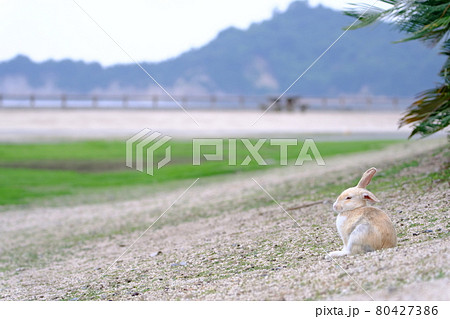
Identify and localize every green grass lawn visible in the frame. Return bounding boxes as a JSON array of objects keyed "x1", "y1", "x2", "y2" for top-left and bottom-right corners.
[{"x1": 0, "y1": 139, "x2": 401, "y2": 206}]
